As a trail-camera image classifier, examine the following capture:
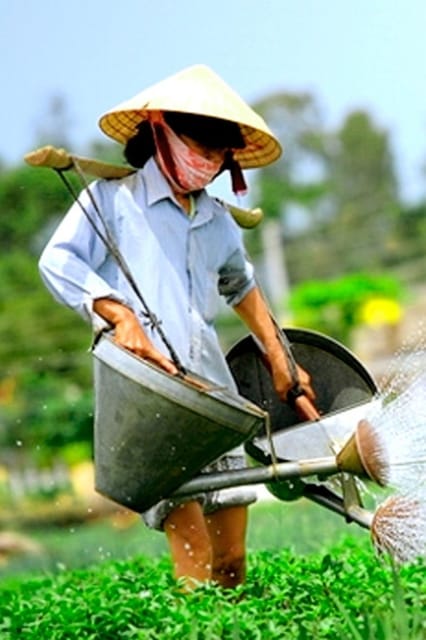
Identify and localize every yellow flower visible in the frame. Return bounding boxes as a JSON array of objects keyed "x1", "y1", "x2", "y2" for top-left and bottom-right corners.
[{"x1": 360, "y1": 298, "x2": 402, "y2": 326}]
